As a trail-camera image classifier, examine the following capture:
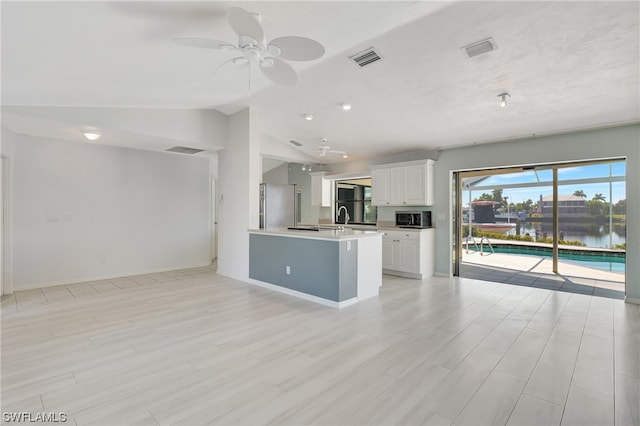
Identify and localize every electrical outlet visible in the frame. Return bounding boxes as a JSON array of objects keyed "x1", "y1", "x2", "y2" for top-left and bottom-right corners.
[
  {"x1": 286, "y1": 266, "x2": 291, "y2": 275},
  {"x1": 46, "y1": 214, "x2": 59, "y2": 222},
  {"x1": 346, "y1": 241, "x2": 352, "y2": 251}
]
